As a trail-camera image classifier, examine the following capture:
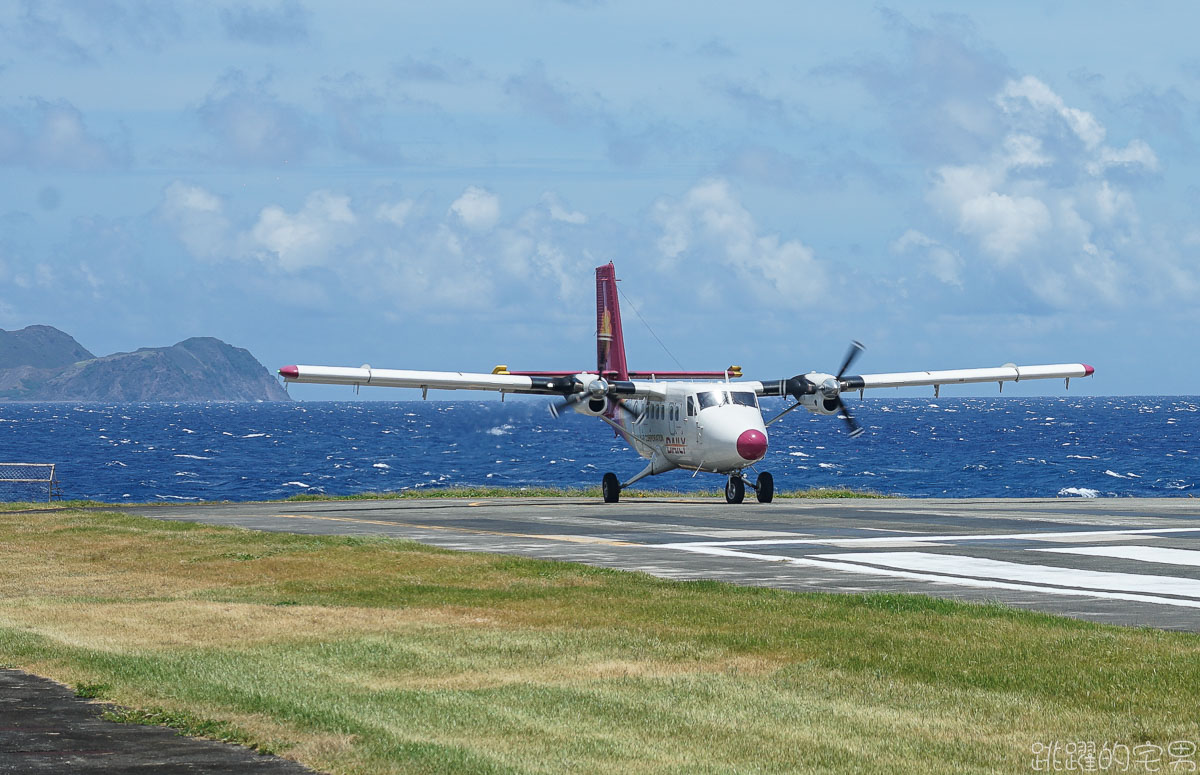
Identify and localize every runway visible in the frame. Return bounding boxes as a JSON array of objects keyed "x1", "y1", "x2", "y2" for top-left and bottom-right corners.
[{"x1": 123, "y1": 497, "x2": 1200, "y2": 631}]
